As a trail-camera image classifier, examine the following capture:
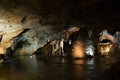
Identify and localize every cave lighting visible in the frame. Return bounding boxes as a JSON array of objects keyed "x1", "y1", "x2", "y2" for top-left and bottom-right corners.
[
  {"x1": 85, "y1": 45, "x2": 95, "y2": 56},
  {"x1": 98, "y1": 30, "x2": 116, "y2": 55},
  {"x1": 98, "y1": 42, "x2": 112, "y2": 55},
  {"x1": 72, "y1": 40, "x2": 85, "y2": 59}
]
